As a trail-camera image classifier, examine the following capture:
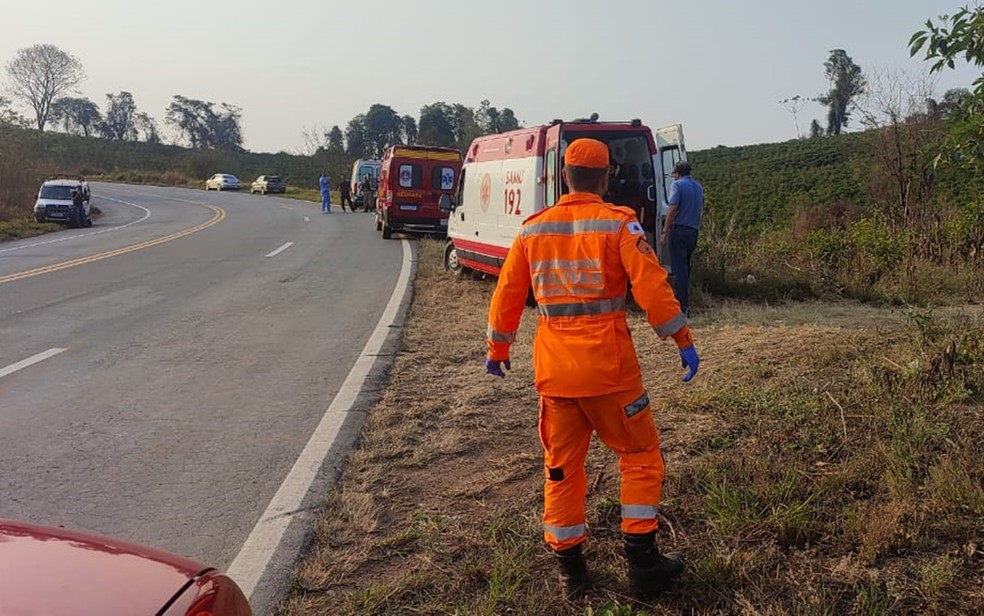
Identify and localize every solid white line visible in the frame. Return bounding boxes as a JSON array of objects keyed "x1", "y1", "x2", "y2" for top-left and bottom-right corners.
[
  {"x1": 0, "y1": 197, "x2": 152, "y2": 254},
  {"x1": 0, "y1": 348, "x2": 68, "y2": 379},
  {"x1": 226, "y1": 239, "x2": 413, "y2": 599},
  {"x1": 265, "y1": 242, "x2": 294, "y2": 258}
]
